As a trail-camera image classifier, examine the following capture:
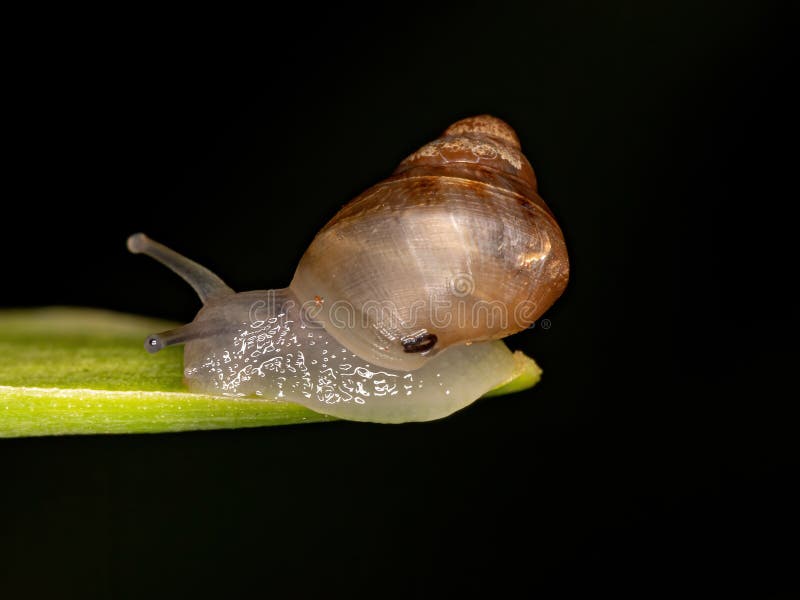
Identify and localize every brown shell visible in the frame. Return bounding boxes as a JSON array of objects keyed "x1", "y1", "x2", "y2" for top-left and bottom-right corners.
[{"x1": 290, "y1": 115, "x2": 569, "y2": 370}]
